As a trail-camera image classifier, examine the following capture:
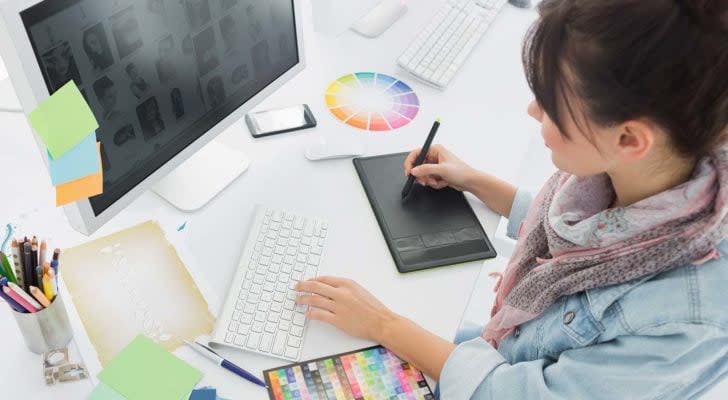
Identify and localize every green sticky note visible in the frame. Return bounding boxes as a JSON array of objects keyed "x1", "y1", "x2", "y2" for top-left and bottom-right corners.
[
  {"x1": 98, "y1": 335, "x2": 202, "y2": 400},
  {"x1": 29, "y1": 80, "x2": 99, "y2": 159},
  {"x1": 88, "y1": 382, "x2": 128, "y2": 399}
]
